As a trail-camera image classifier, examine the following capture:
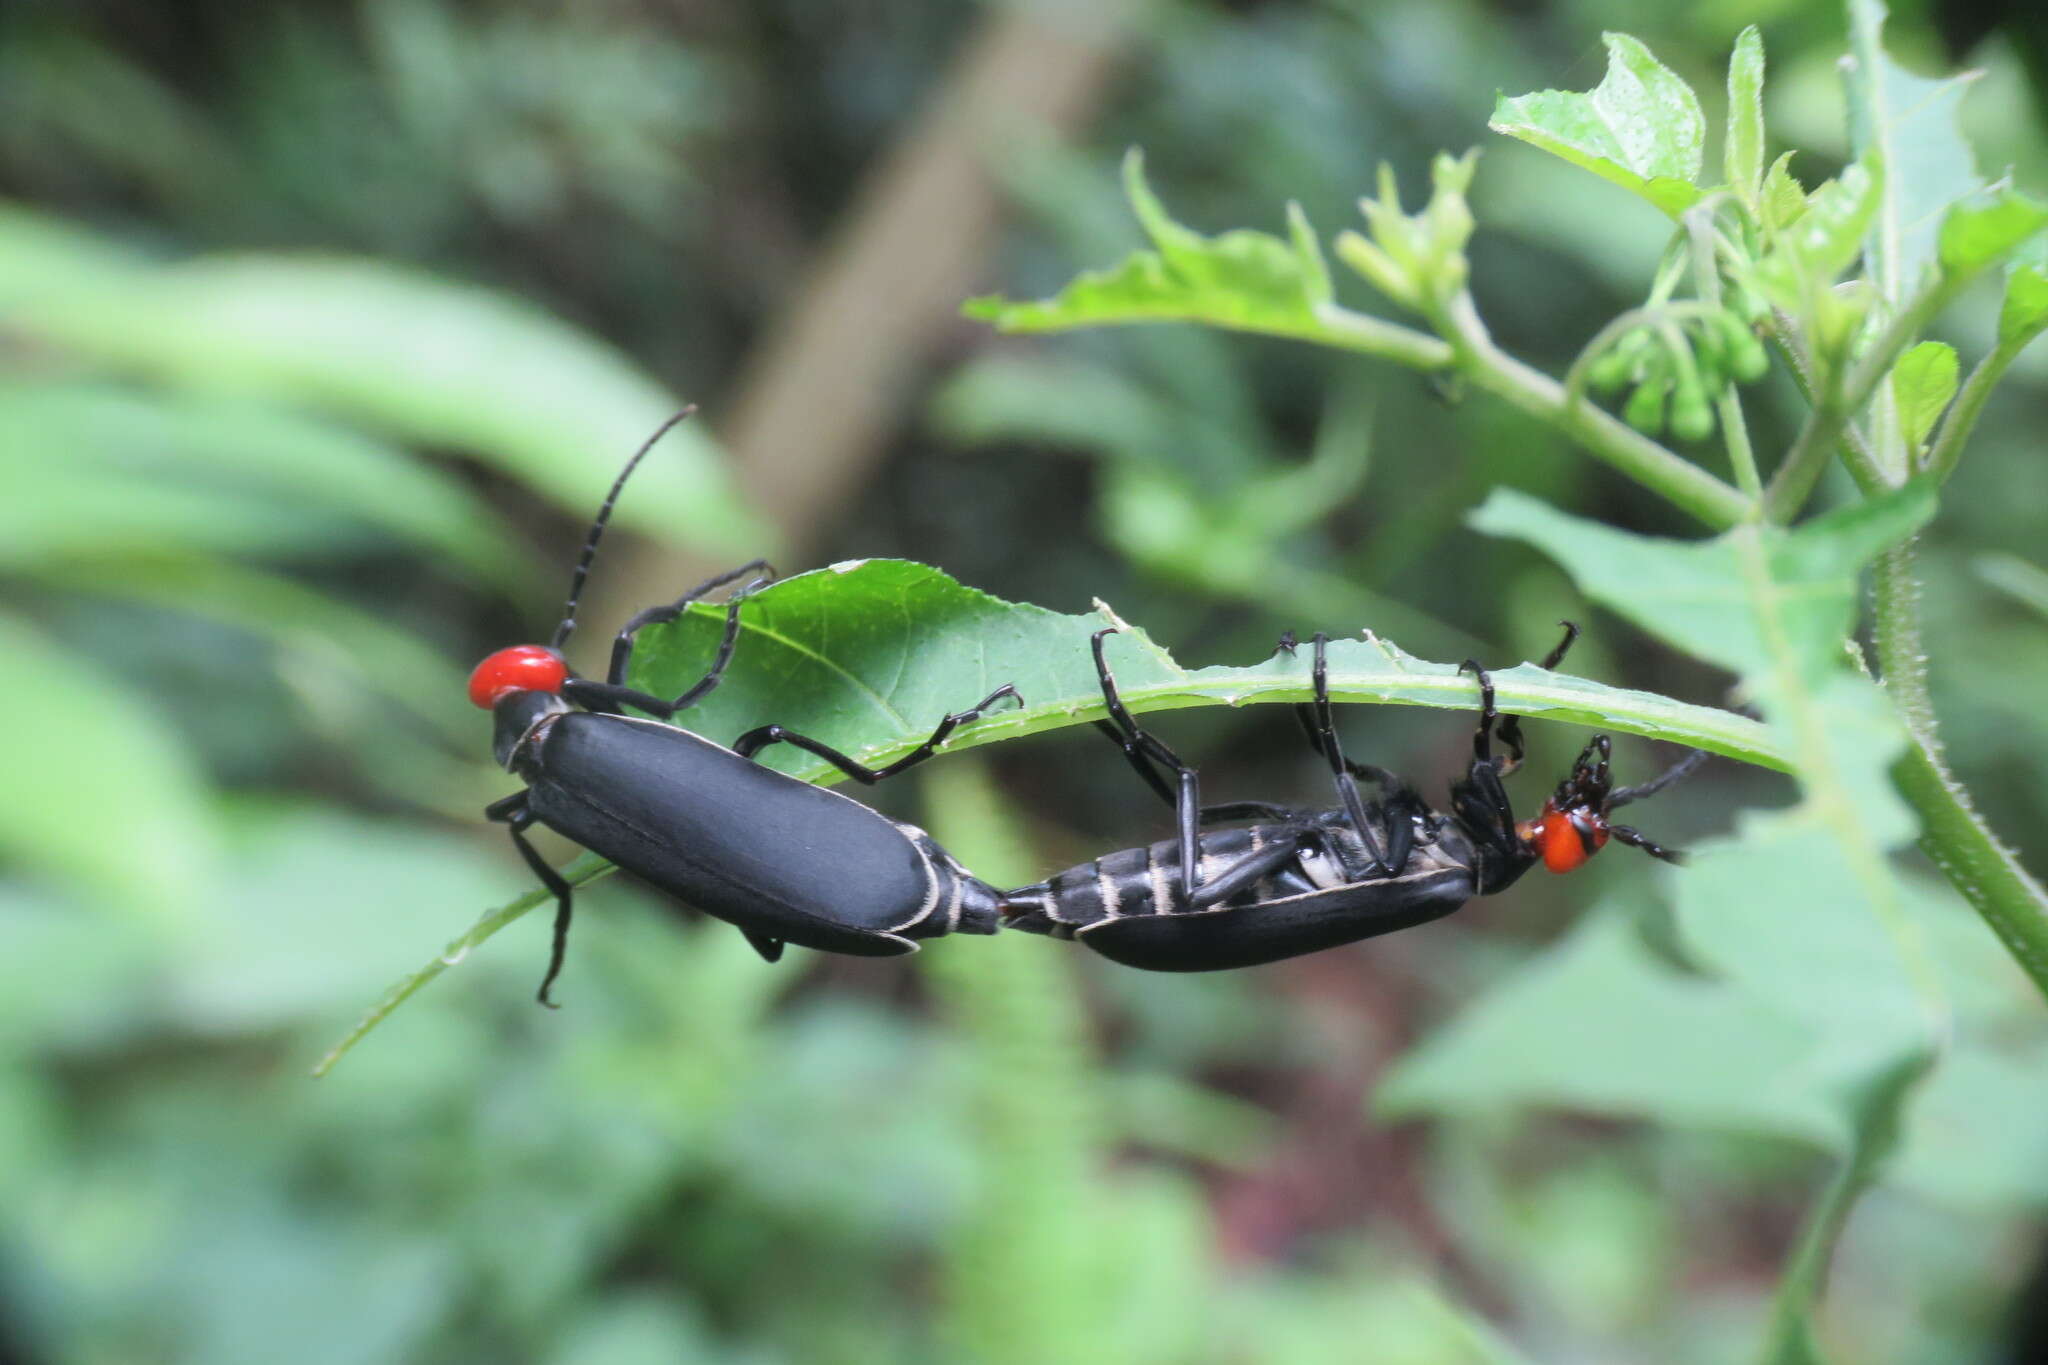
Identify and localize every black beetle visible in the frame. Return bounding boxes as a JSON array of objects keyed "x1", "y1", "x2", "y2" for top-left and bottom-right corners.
[
  {"x1": 1000, "y1": 626, "x2": 1700, "y2": 971},
  {"x1": 471, "y1": 411, "x2": 1019, "y2": 1002}
]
